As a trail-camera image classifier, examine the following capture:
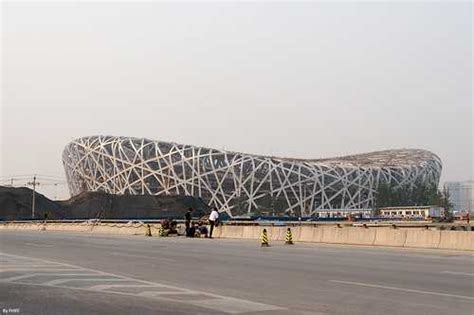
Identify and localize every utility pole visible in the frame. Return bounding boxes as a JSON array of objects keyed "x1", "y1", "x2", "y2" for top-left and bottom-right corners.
[{"x1": 27, "y1": 175, "x2": 39, "y2": 219}]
